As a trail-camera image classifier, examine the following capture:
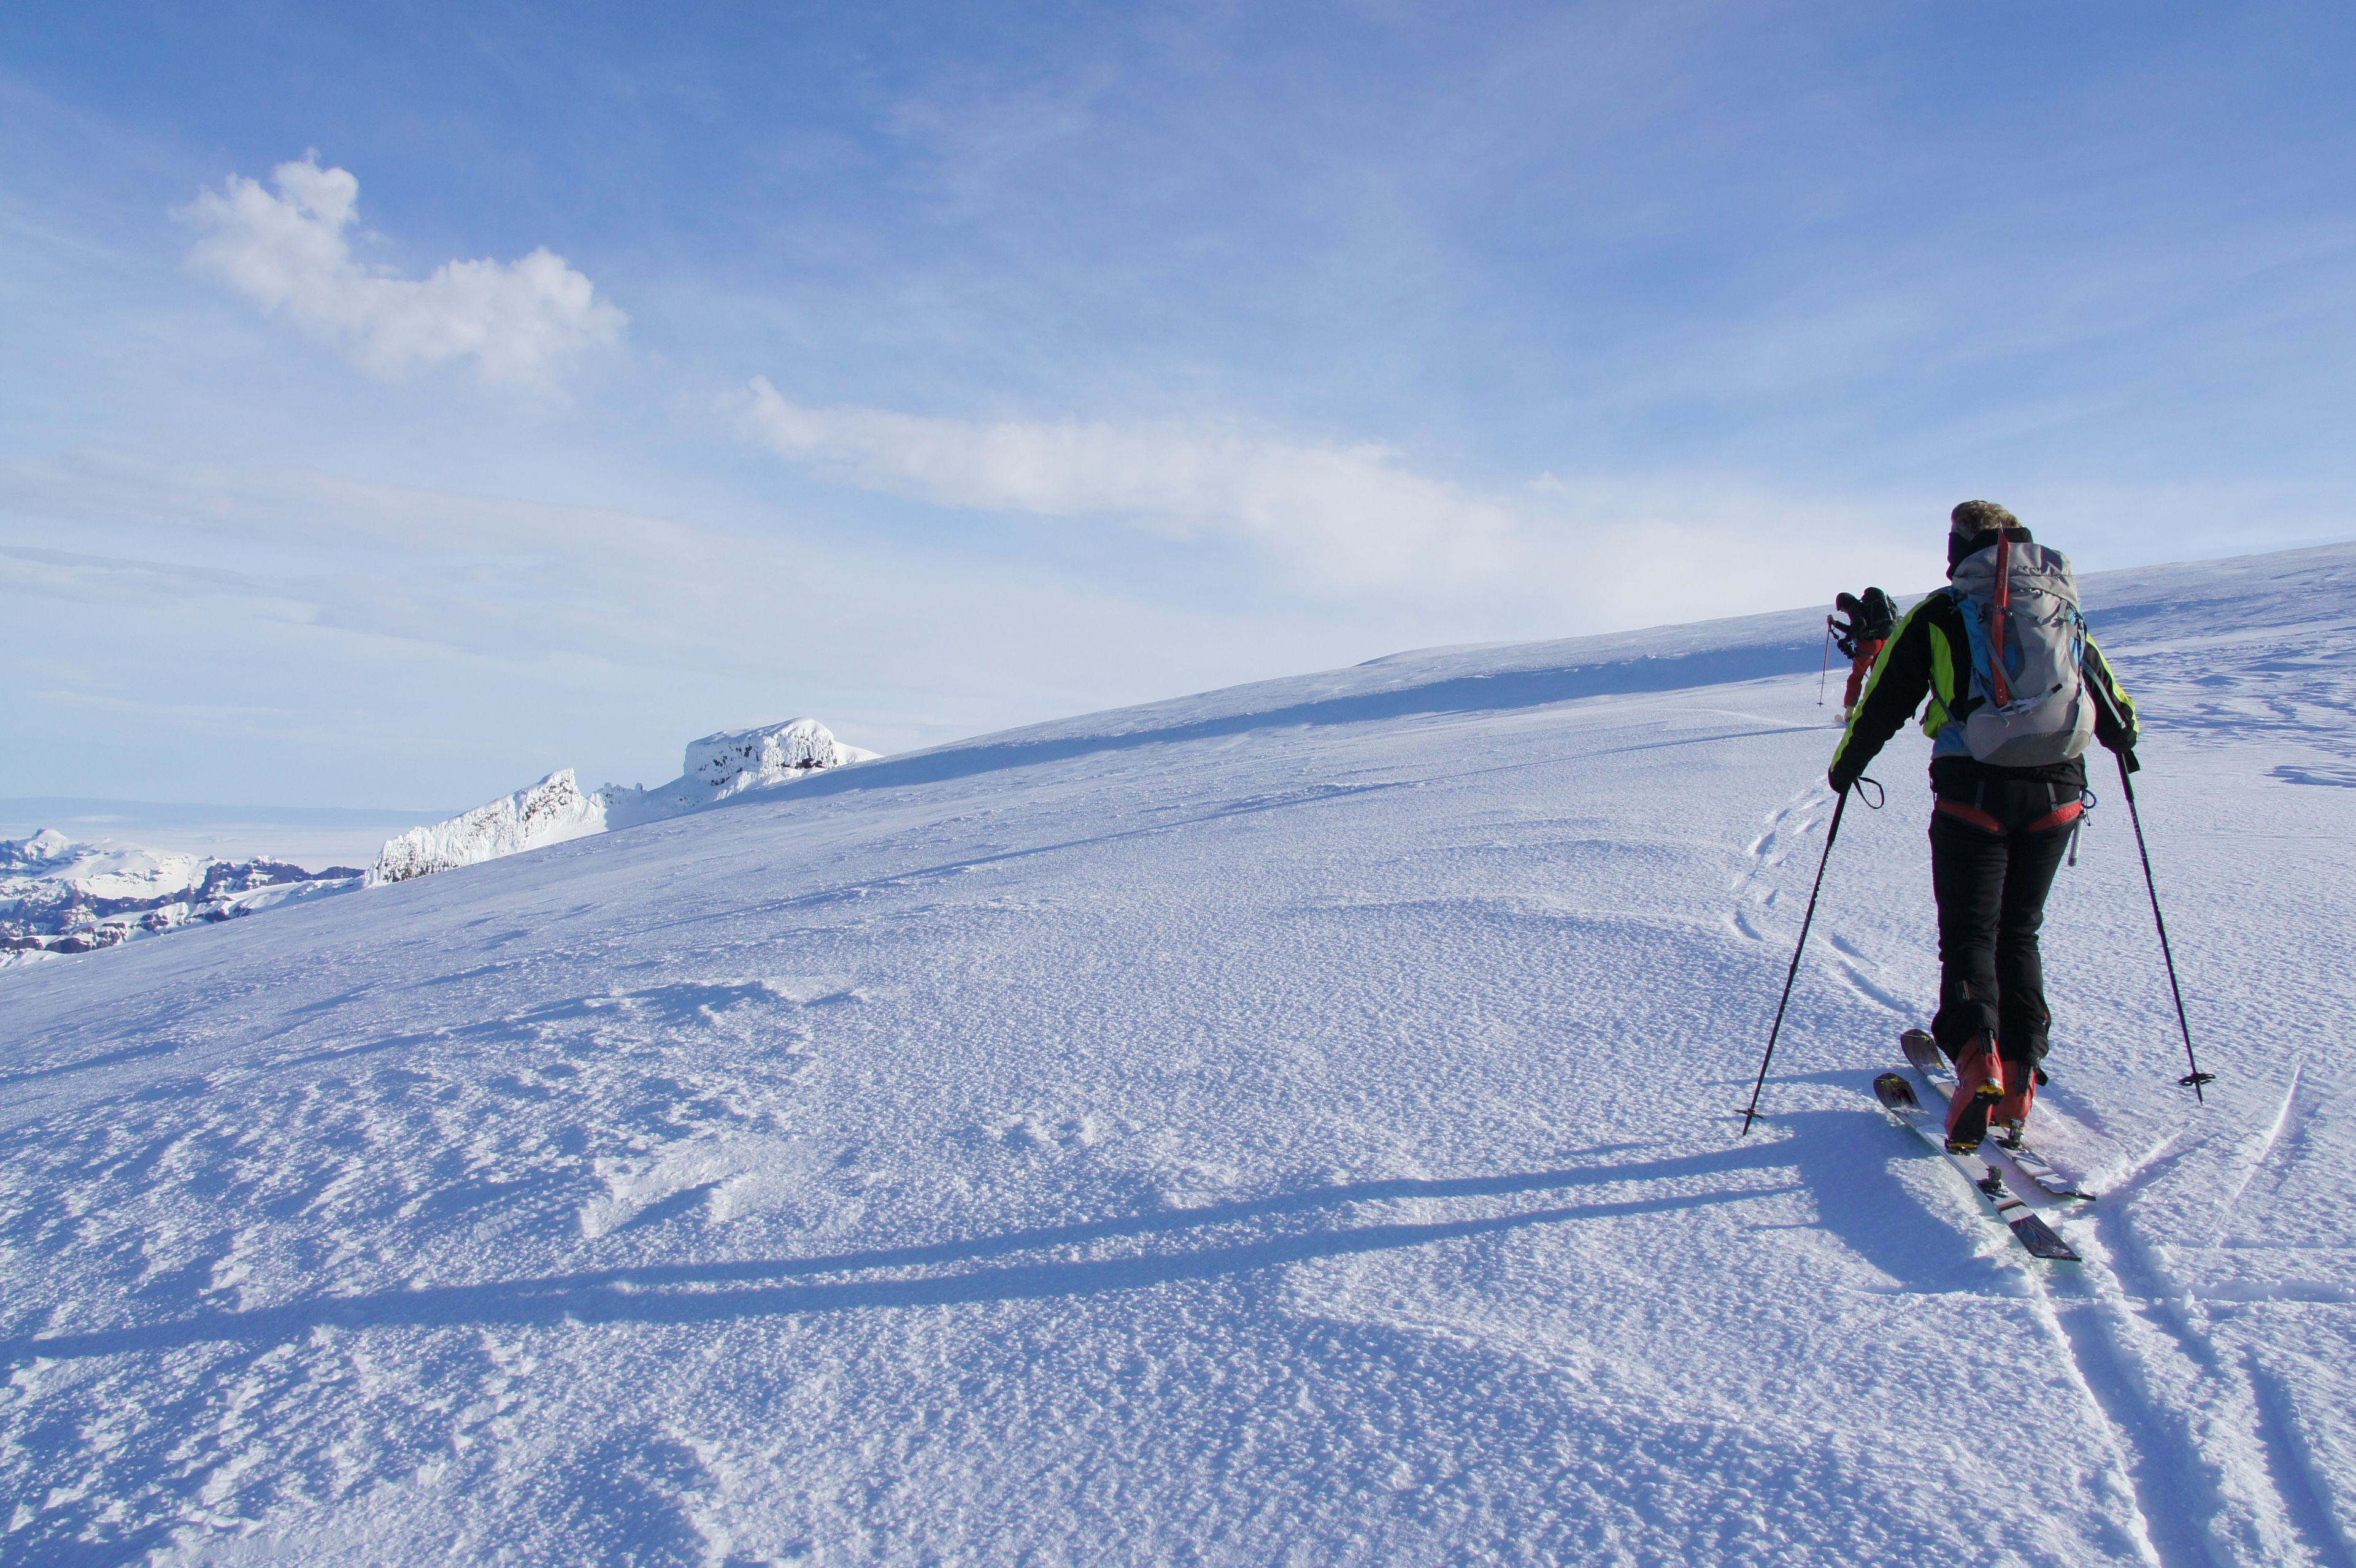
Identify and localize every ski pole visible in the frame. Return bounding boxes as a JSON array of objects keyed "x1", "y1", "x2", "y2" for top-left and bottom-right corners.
[
  {"x1": 1818, "y1": 618, "x2": 1835, "y2": 704},
  {"x1": 2115, "y1": 749, "x2": 2213, "y2": 1099},
  {"x1": 1739, "y1": 785, "x2": 1851, "y2": 1136}
]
